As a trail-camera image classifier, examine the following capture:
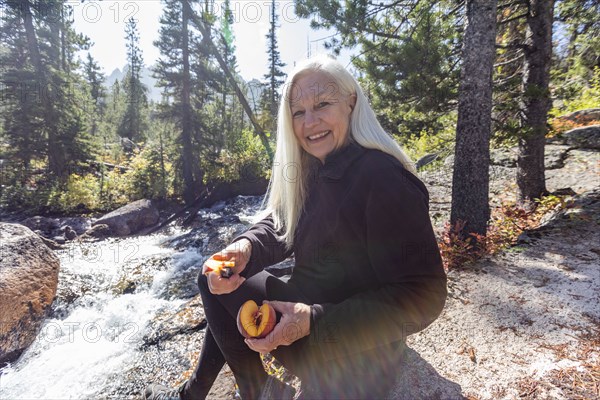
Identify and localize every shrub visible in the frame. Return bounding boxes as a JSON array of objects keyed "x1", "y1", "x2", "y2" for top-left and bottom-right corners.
[
  {"x1": 440, "y1": 194, "x2": 567, "y2": 271},
  {"x1": 204, "y1": 129, "x2": 271, "y2": 183}
]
